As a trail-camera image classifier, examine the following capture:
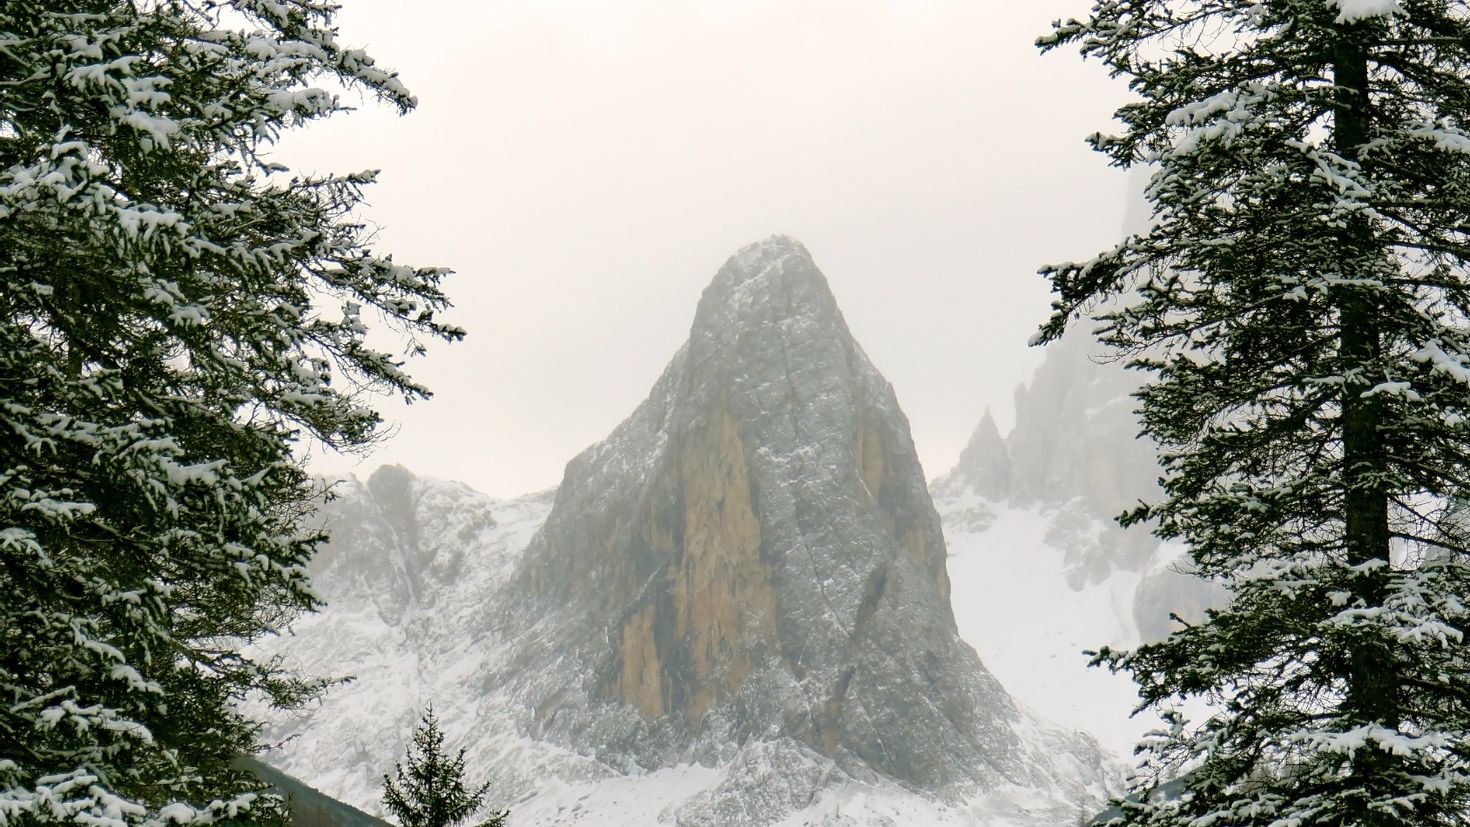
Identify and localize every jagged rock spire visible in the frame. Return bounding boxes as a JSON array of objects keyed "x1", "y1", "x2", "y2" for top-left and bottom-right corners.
[
  {"x1": 953, "y1": 407, "x2": 1011, "y2": 499},
  {"x1": 502, "y1": 237, "x2": 1103, "y2": 801}
]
